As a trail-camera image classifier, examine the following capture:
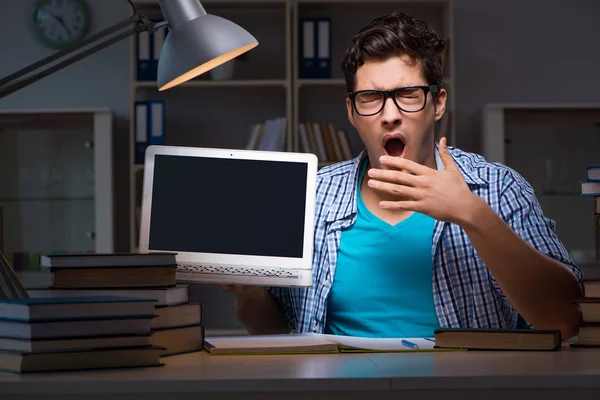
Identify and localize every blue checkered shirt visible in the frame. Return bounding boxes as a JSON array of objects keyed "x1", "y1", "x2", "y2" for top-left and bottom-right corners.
[{"x1": 267, "y1": 144, "x2": 583, "y2": 334}]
